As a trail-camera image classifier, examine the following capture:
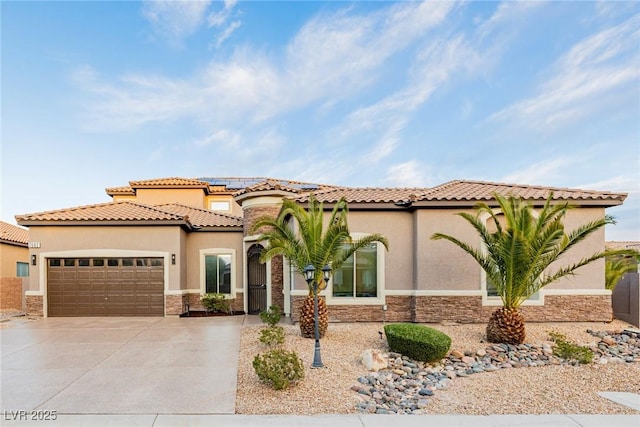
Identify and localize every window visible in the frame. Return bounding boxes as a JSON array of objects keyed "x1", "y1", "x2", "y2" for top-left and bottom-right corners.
[
  {"x1": 78, "y1": 258, "x2": 90, "y2": 267},
  {"x1": 93, "y1": 259, "x2": 105, "y2": 267},
  {"x1": 49, "y1": 259, "x2": 61, "y2": 267},
  {"x1": 332, "y1": 243, "x2": 378, "y2": 298},
  {"x1": 107, "y1": 259, "x2": 119, "y2": 267},
  {"x1": 122, "y1": 258, "x2": 134, "y2": 267},
  {"x1": 205, "y1": 254, "x2": 232, "y2": 294},
  {"x1": 64, "y1": 259, "x2": 75, "y2": 267},
  {"x1": 210, "y1": 200, "x2": 231, "y2": 212},
  {"x1": 16, "y1": 262, "x2": 29, "y2": 277}
]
